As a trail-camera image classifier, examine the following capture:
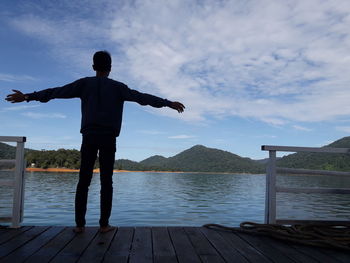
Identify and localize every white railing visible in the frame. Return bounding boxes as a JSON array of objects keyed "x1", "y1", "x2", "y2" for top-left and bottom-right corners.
[
  {"x1": 262, "y1": 145, "x2": 350, "y2": 225},
  {"x1": 0, "y1": 136, "x2": 26, "y2": 228}
]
